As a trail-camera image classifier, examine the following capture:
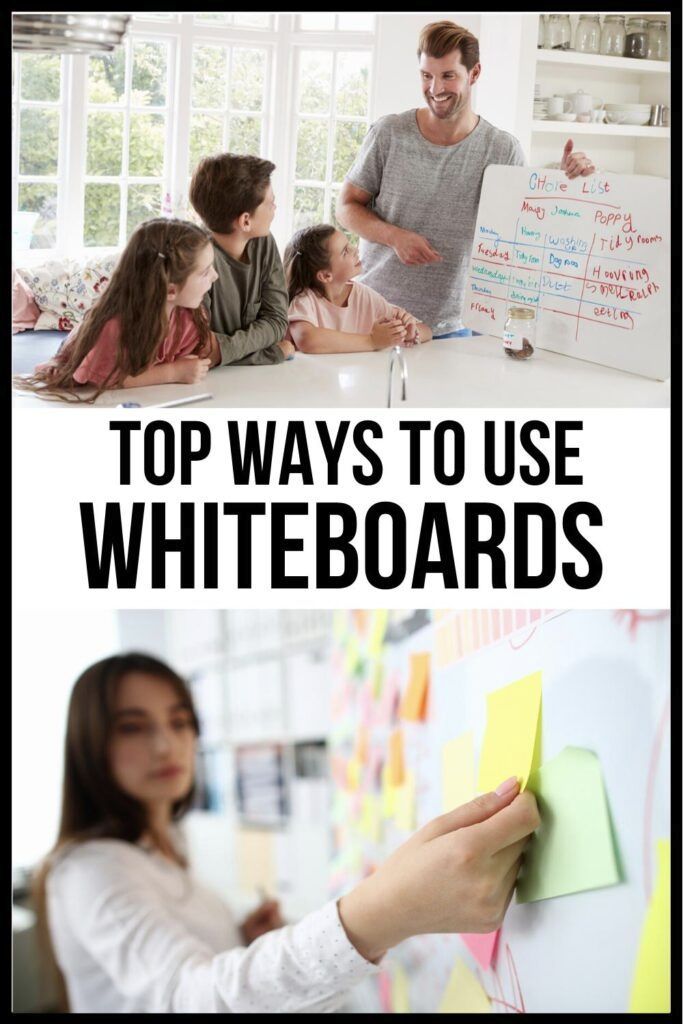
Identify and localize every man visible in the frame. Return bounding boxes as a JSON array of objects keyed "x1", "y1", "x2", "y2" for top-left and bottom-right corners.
[{"x1": 337, "y1": 21, "x2": 596, "y2": 336}]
